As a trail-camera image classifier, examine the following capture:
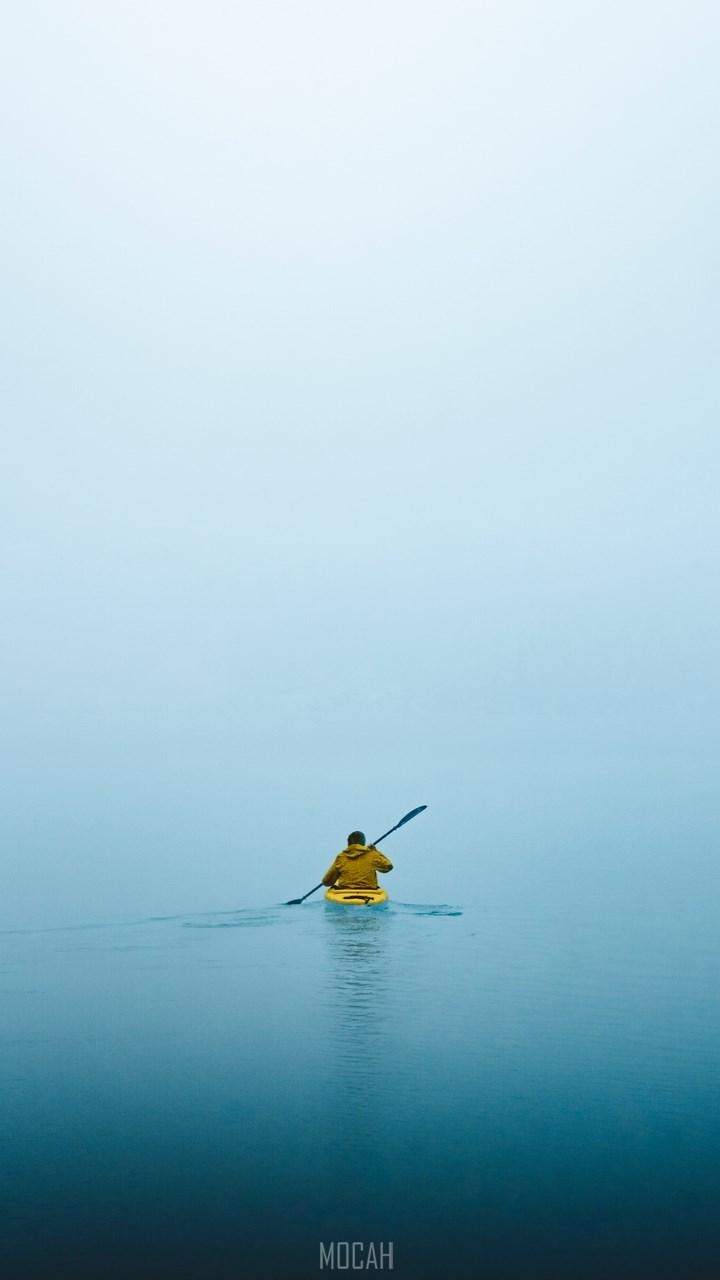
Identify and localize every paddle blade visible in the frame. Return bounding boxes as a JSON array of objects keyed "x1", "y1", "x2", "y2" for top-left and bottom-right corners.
[
  {"x1": 397, "y1": 804, "x2": 427, "y2": 826},
  {"x1": 284, "y1": 881, "x2": 324, "y2": 906}
]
